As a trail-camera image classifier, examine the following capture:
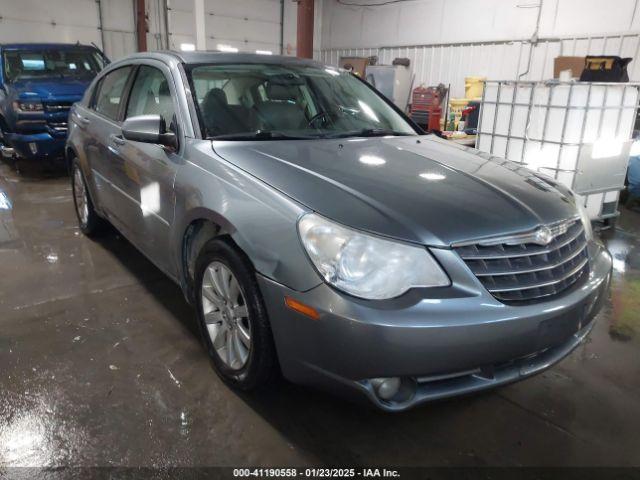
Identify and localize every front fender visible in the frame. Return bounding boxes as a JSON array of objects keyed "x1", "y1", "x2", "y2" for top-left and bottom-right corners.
[{"x1": 172, "y1": 140, "x2": 323, "y2": 295}]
